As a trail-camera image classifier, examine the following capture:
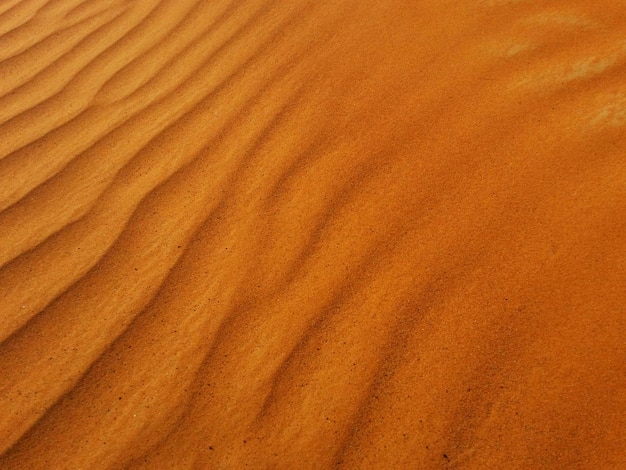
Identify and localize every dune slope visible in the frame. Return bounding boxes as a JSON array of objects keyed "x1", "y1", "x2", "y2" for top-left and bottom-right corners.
[{"x1": 0, "y1": 0, "x2": 625, "y2": 468}]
